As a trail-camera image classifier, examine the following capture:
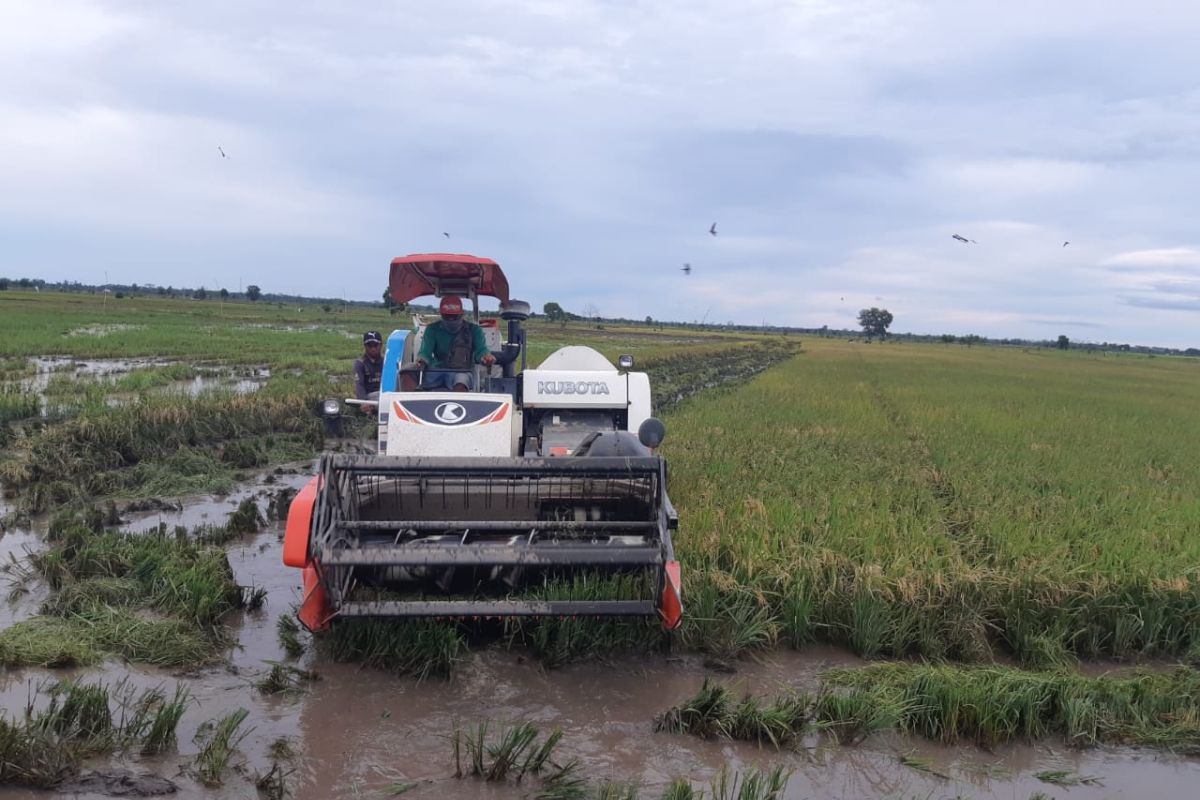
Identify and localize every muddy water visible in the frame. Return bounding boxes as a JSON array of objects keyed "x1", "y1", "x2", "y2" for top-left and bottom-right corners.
[
  {"x1": 17, "y1": 357, "x2": 266, "y2": 401},
  {"x1": 2, "y1": 476, "x2": 1200, "y2": 798}
]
